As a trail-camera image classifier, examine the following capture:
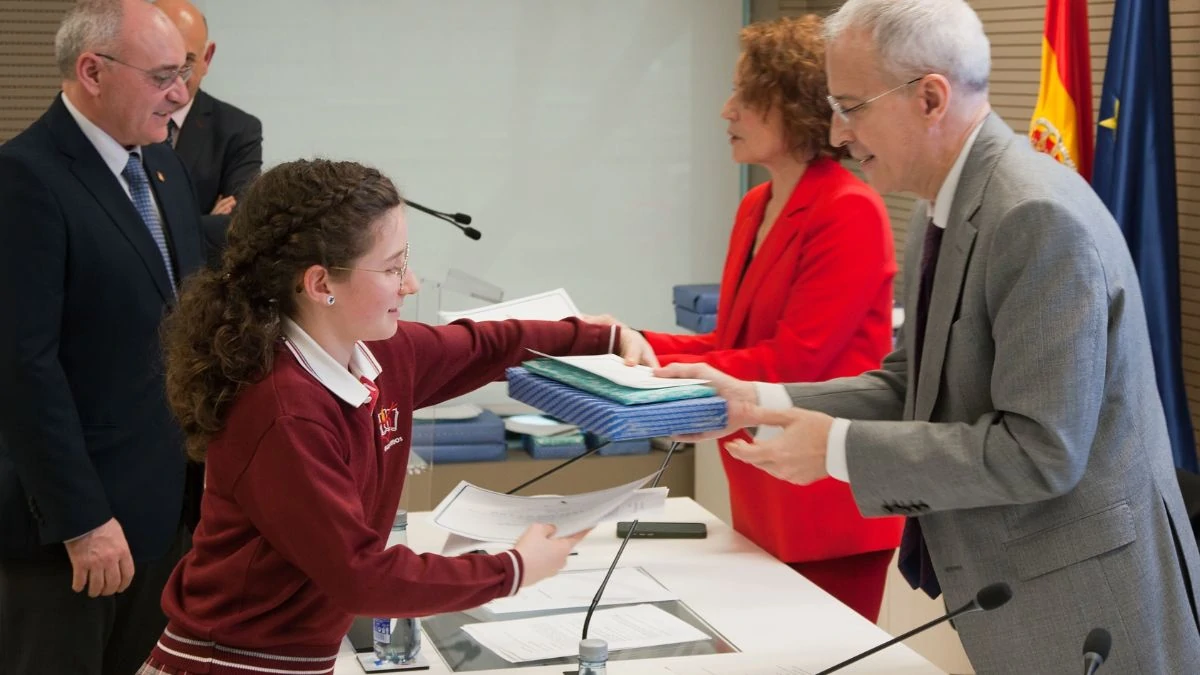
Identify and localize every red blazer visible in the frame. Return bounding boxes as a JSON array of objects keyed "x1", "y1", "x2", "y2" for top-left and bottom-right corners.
[{"x1": 644, "y1": 158, "x2": 903, "y2": 562}]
